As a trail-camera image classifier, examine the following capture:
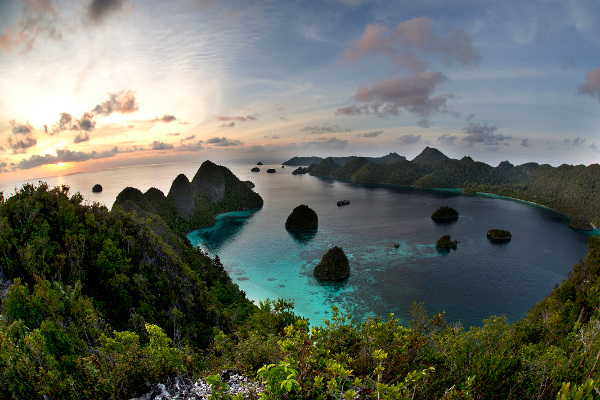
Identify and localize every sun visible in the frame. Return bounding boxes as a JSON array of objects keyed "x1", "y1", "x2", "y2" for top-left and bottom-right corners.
[{"x1": 57, "y1": 162, "x2": 64, "y2": 166}]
